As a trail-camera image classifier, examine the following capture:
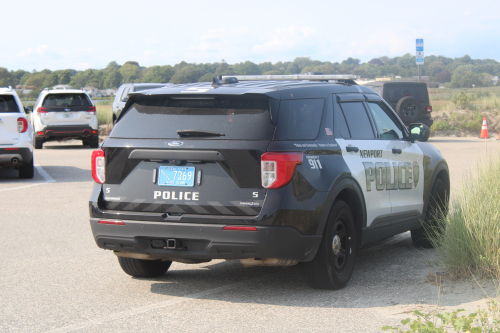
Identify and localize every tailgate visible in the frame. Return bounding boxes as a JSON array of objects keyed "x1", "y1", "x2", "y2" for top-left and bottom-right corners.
[
  {"x1": 0, "y1": 113, "x2": 20, "y2": 145},
  {"x1": 102, "y1": 145, "x2": 267, "y2": 216}
]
